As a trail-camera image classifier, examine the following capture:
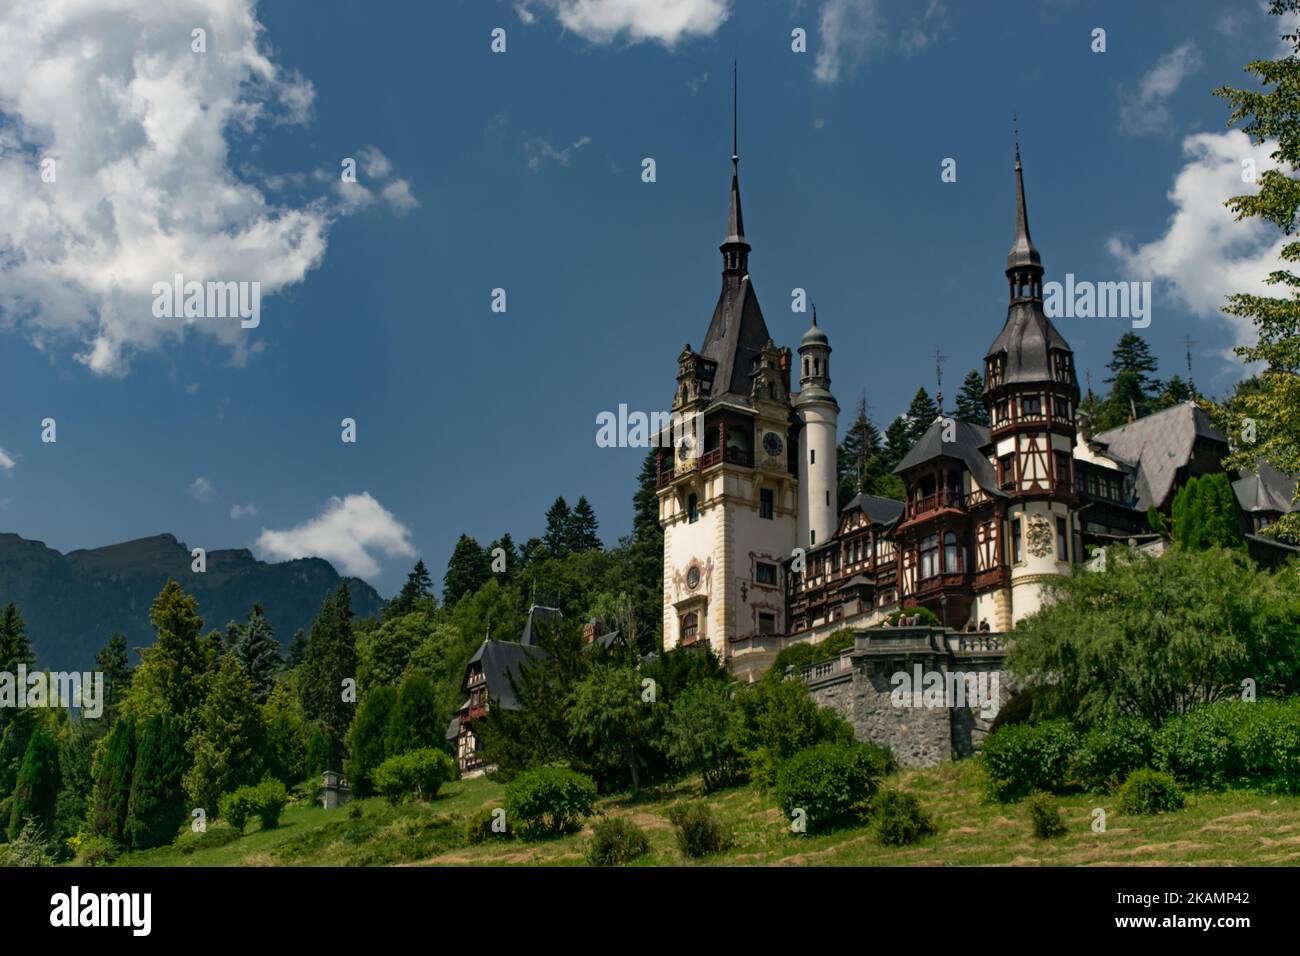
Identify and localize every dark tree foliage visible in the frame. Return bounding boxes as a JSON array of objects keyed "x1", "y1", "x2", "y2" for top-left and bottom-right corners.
[
  {"x1": 487, "y1": 533, "x2": 519, "y2": 582},
  {"x1": 443, "y1": 534, "x2": 491, "y2": 606},
  {"x1": 385, "y1": 672, "x2": 442, "y2": 756},
  {"x1": 297, "y1": 584, "x2": 357, "y2": 767},
  {"x1": 347, "y1": 685, "x2": 397, "y2": 797},
  {"x1": 233, "y1": 604, "x2": 281, "y2": 704},
  {"x1": 1099, "y1": 332, "x2": 1161, "y2": 429},
  {"x1": 54, "y1": 725, "x2": 95, "y2": 845},
  {"x1": 543, "y1": 497, "x2": 573, "y2": 556},
  {"x1": 390, "y1": 559, "x2": 436, "y2": 618},
  {"x1": 146, "y1": 580, "x2": 208, "y2": 731},
  {"x1": 90, "y1": 713, "x2": 136, "y2": 844},
  {"x1": 123, "y1": 714, "x2": 188, "y2": 850},
  {"x1": 955, "y1": 369, "x2": 989, "y2": 426},
  {"x1": 7, "y1": 725, "x2": 60, "y2": 840},
  {"x1": 837, "y1": 395, "x2": 881, "y2": 509},
  {"x1": 95, "y1": 633, "x2": 133, "y2": 722},
  {"x1": 286, "y1": 628, "x2": 308, "y2": 669},
  {"x1": 903, "y1": 388, "x2": 939, "y2": 447},
  {"x1": 570, "y1": 496, "x2": 602, "y2": 552}
]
